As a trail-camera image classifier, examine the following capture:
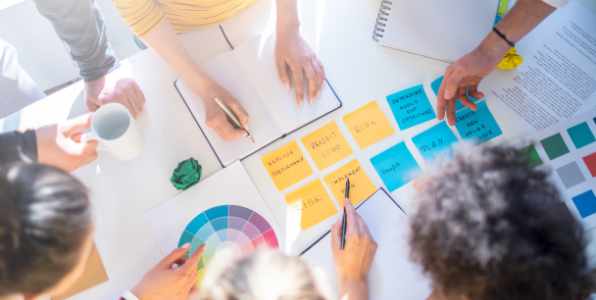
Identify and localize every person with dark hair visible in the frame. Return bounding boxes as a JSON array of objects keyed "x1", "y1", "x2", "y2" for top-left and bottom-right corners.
[
  {"x1": 0, "y1": 162, "x2": 202, "y2": 300},
  {"x1": 409, "y1": 143, "x2": 594, "y2": 300}
]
